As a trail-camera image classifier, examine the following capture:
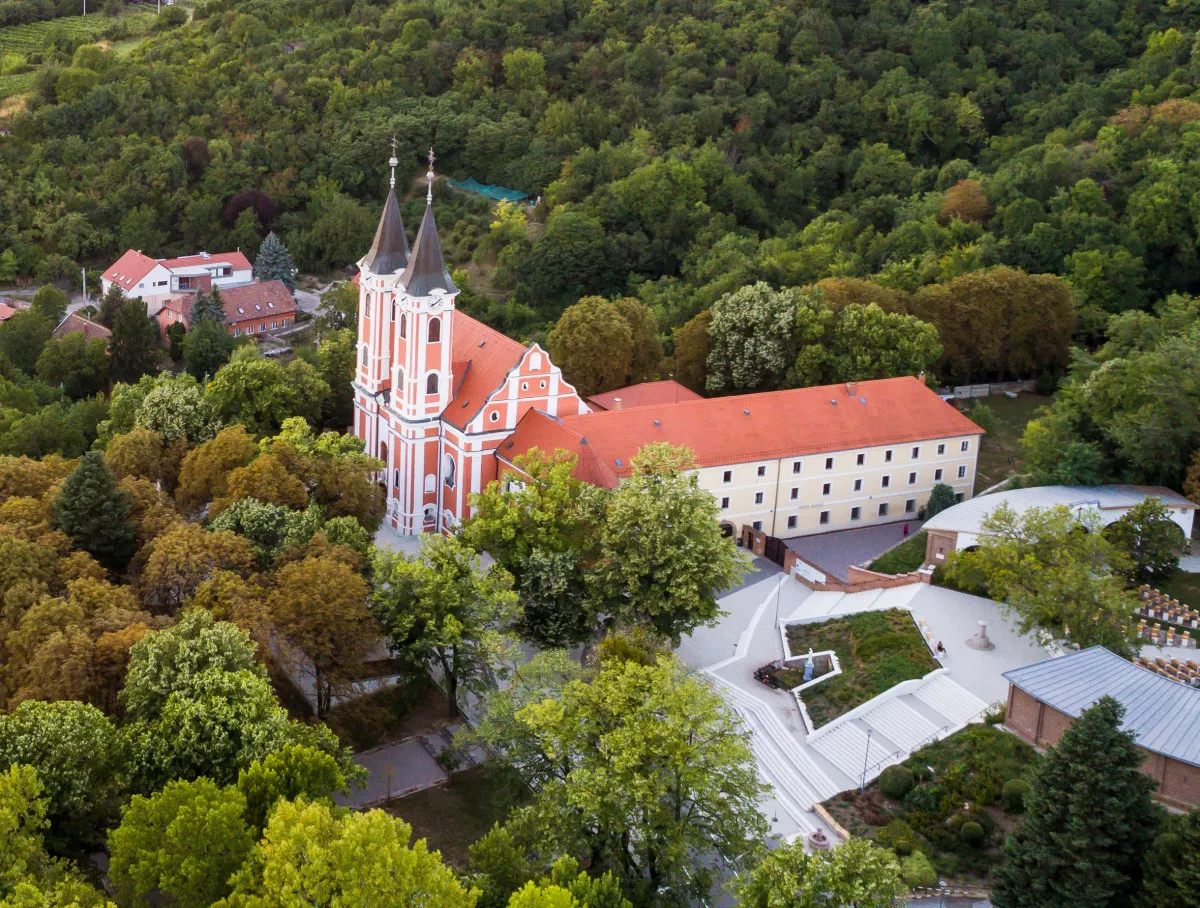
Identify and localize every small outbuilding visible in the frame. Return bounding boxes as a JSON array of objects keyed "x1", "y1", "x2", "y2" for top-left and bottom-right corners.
[
  {"x1": 923, "y1": 484, "x2": 1196, "y2": 567},
  {"x1": 1003, "y1": 646, "x2": 1200, "y2": 809}
]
